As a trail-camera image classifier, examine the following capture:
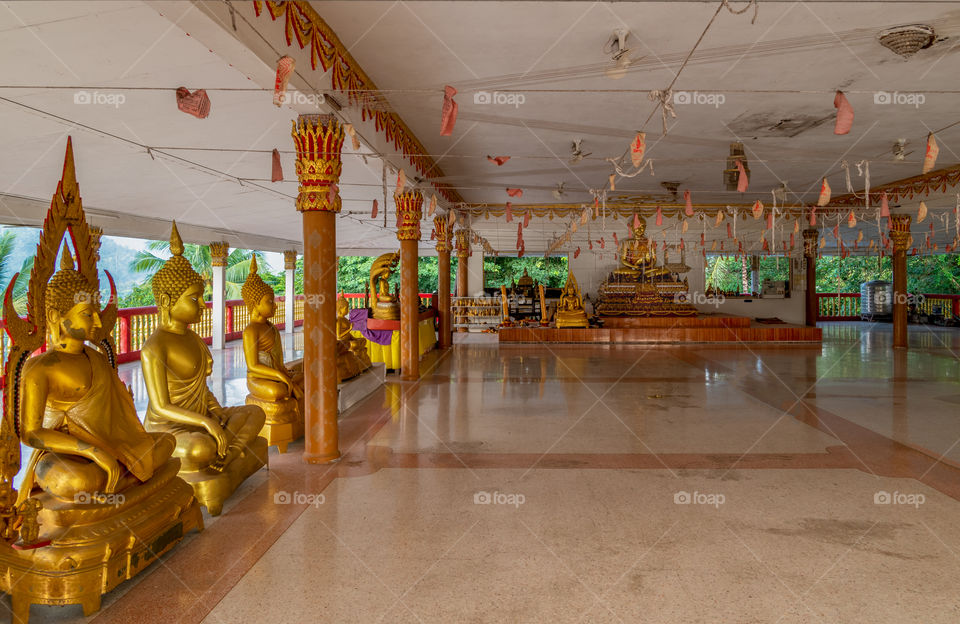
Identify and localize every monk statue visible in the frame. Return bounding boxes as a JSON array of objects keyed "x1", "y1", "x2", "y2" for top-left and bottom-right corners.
[
  {"x1": 370, "y1": 251, "x2": 400, "y2": 320},
  {"x1": 616, "y1": 216, "x2": 671, "y2": 281},
  {"x1": 555, "y1": 272, "x2": 589, "y2": 328},
  {"x1": 336, "y1": 294, "x2": 372, "y2": 376},
  {"x1": 141, "y1": 222, "x2": 268, "y2": 516},
  {"x1": 241, "y1": 256, "x2": 304, "y2": 453},
  {"x1": 0, "y1": 137, "x2": 201, "y2": 620}
]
